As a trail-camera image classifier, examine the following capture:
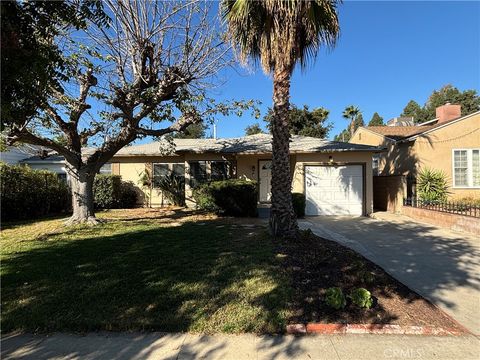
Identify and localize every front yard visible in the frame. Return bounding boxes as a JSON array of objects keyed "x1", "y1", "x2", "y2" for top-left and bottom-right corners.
[{"x1": 1, "y1": 208, "x2": 462, "y2": 334}]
